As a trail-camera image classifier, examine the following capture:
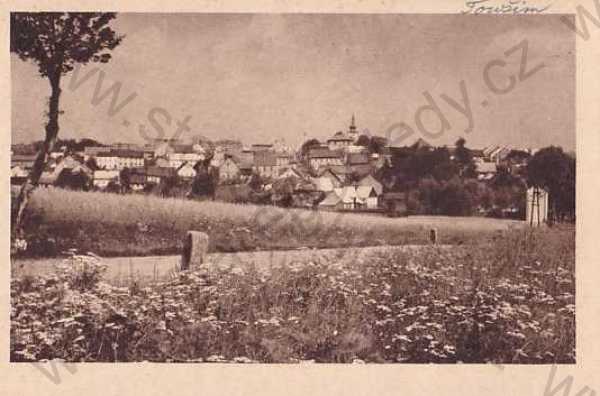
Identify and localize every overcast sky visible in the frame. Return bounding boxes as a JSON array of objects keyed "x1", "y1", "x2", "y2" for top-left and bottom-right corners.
[{"x1": 11, "y1": 13, "x2": 575, "y2": 150}]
